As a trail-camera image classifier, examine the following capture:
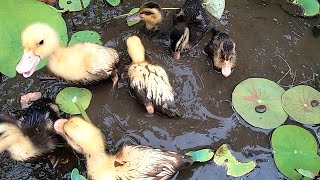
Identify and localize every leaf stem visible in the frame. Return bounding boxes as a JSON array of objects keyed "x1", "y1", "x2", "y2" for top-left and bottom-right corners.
[{"x1": 73, "y1": 97, "x2": 92, "y2": 123}]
